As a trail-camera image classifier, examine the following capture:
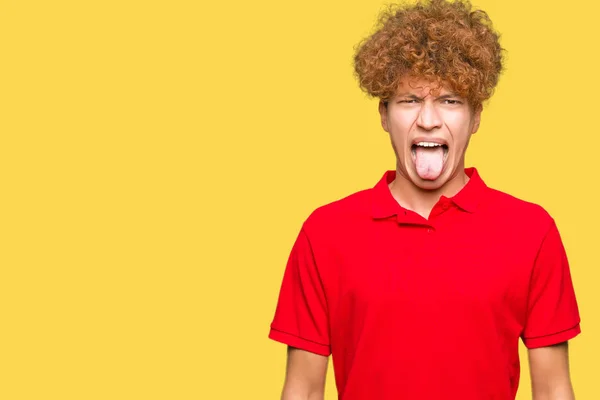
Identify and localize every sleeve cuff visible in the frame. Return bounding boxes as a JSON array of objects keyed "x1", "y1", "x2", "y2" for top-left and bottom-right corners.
[
  {"x1": 523, "y1": 323, "x2": 581, "y2": 349},
  {"x1": 268, "y1": 327, "x2": 331, "y2": 356}
]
